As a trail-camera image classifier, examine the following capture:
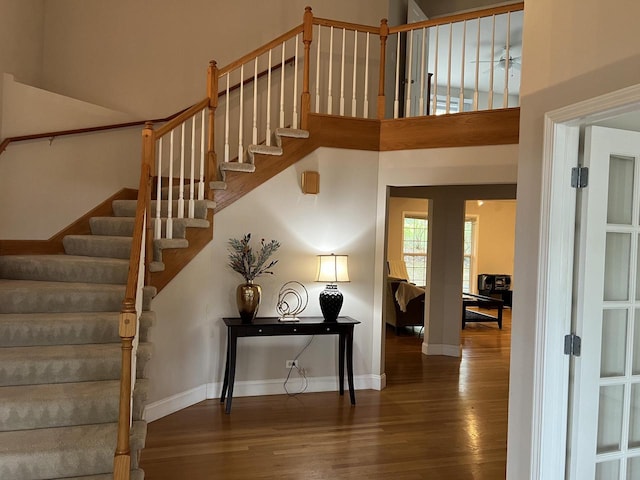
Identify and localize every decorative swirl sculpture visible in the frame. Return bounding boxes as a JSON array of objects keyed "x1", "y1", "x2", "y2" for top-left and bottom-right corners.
[{"x1": 276, "y1": 281, "x2": 308, "y2": 321}]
